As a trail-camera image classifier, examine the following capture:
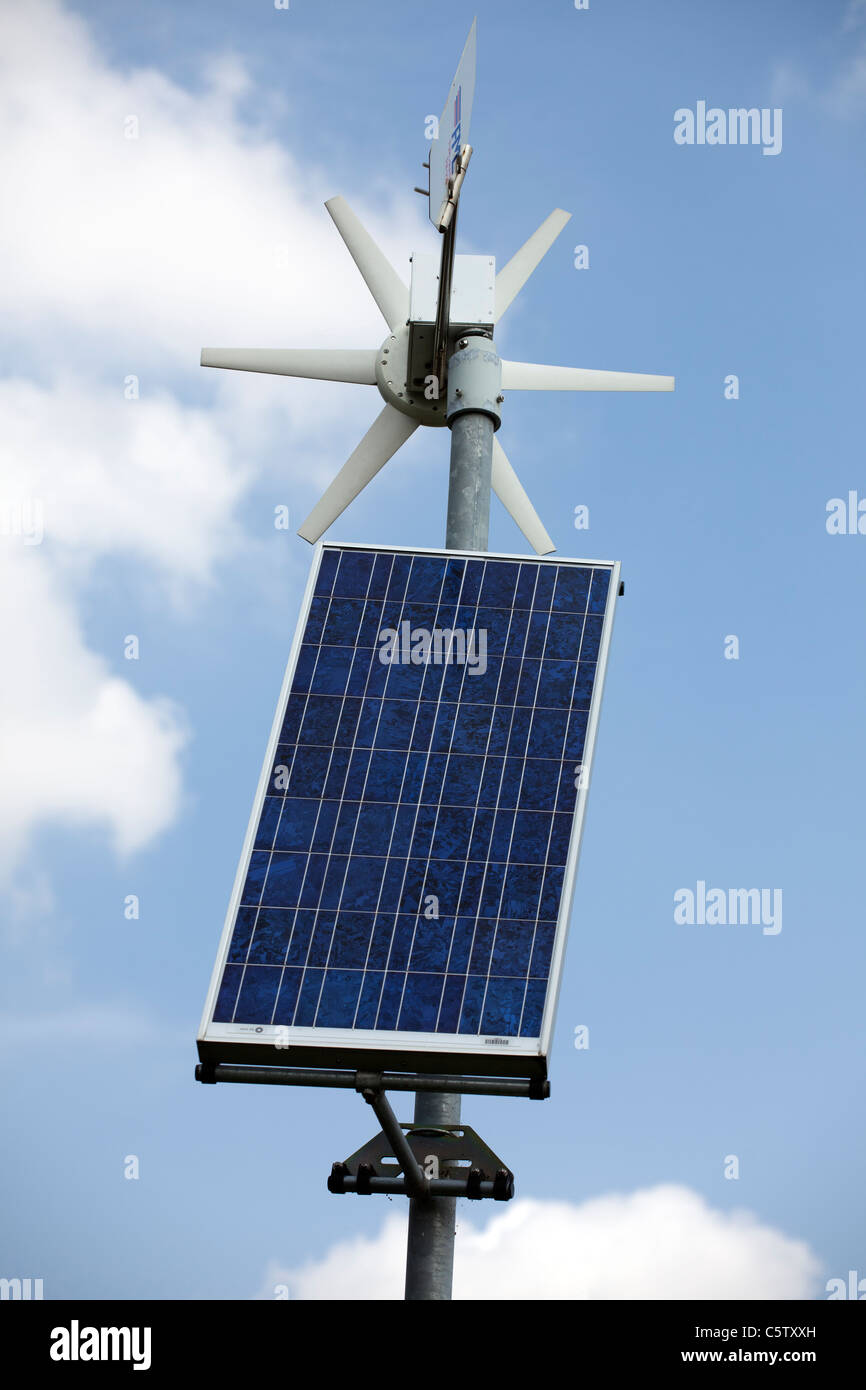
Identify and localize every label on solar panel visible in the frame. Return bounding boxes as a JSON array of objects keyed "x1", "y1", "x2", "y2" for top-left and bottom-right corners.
[{"x1": 198, "y1": 543, "x2": 619, "y2": 1079}]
